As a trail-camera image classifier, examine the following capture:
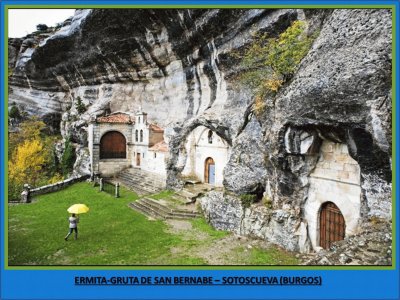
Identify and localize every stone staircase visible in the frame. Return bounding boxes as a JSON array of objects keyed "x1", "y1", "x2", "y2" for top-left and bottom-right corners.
[
  {"x1": 129, "y1": 197, "x2": 201, "y2": 220},
  {"x1": 109, "y1": 168, "x2": 166, "y2": 195}
]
